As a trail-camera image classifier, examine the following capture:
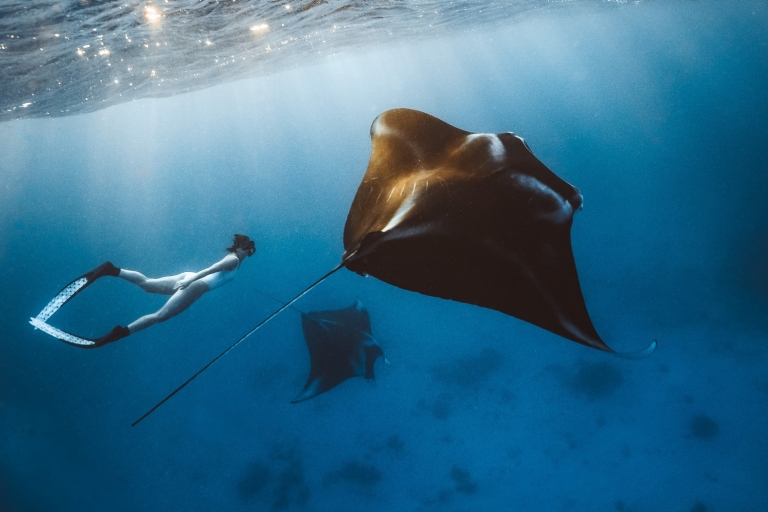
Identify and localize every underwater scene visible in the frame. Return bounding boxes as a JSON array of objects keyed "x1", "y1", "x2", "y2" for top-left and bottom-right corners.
[{"x1": 1, "y1": 1, "x2": 767, "y2": 511}]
